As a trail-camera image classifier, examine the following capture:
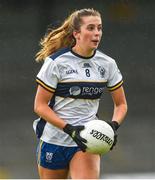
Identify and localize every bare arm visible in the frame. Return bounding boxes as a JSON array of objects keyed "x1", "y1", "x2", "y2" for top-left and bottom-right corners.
[
  {"x1": 110, "y1": 86, "x2": 128, "y2": 125},
  {"x1": 34, "y1": 85, "x2": 66, "y2": 129}
]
